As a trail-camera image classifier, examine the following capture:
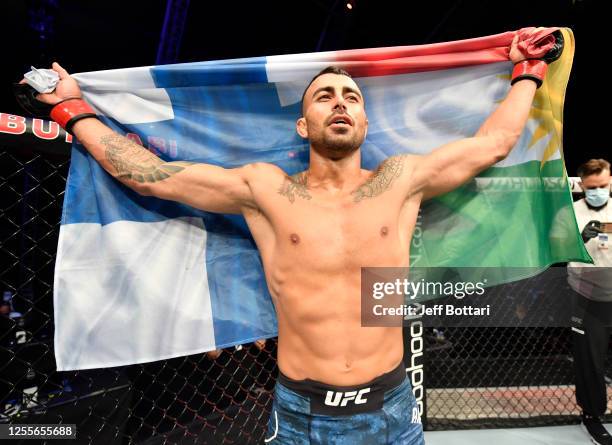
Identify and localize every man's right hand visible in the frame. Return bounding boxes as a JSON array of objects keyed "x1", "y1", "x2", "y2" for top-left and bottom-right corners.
[
  {"x1": 582, "y1": 220, "x2": 602, "y2": 243},
  {"x1": 16, "y1": 62, "x2": 95, "y2": 133},
  {"x1": 20, "y1": 62, "x2": 82, "y2": 105}
]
